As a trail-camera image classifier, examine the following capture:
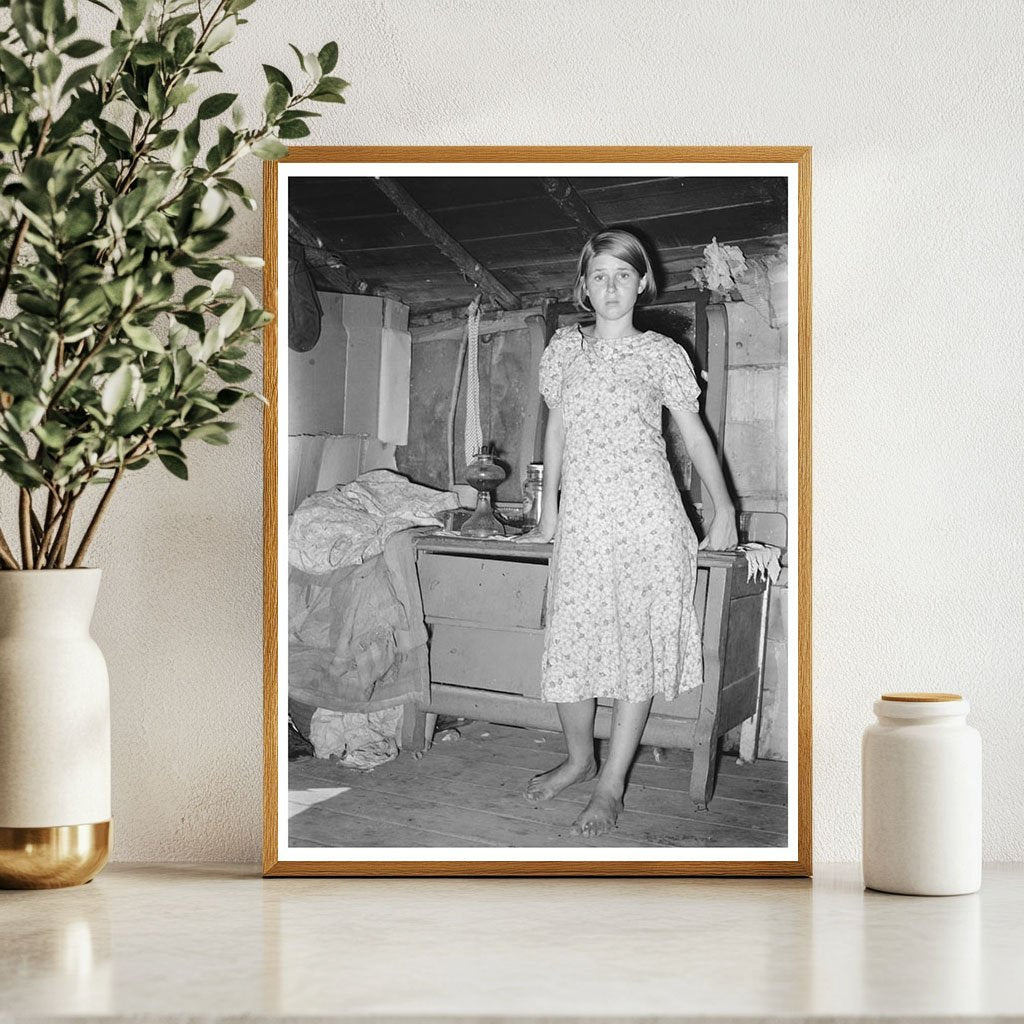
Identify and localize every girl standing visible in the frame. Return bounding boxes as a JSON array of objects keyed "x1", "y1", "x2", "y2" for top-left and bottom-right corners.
[{"x1": 516, "y1": 229, "x2": 737, "y2": 837}]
